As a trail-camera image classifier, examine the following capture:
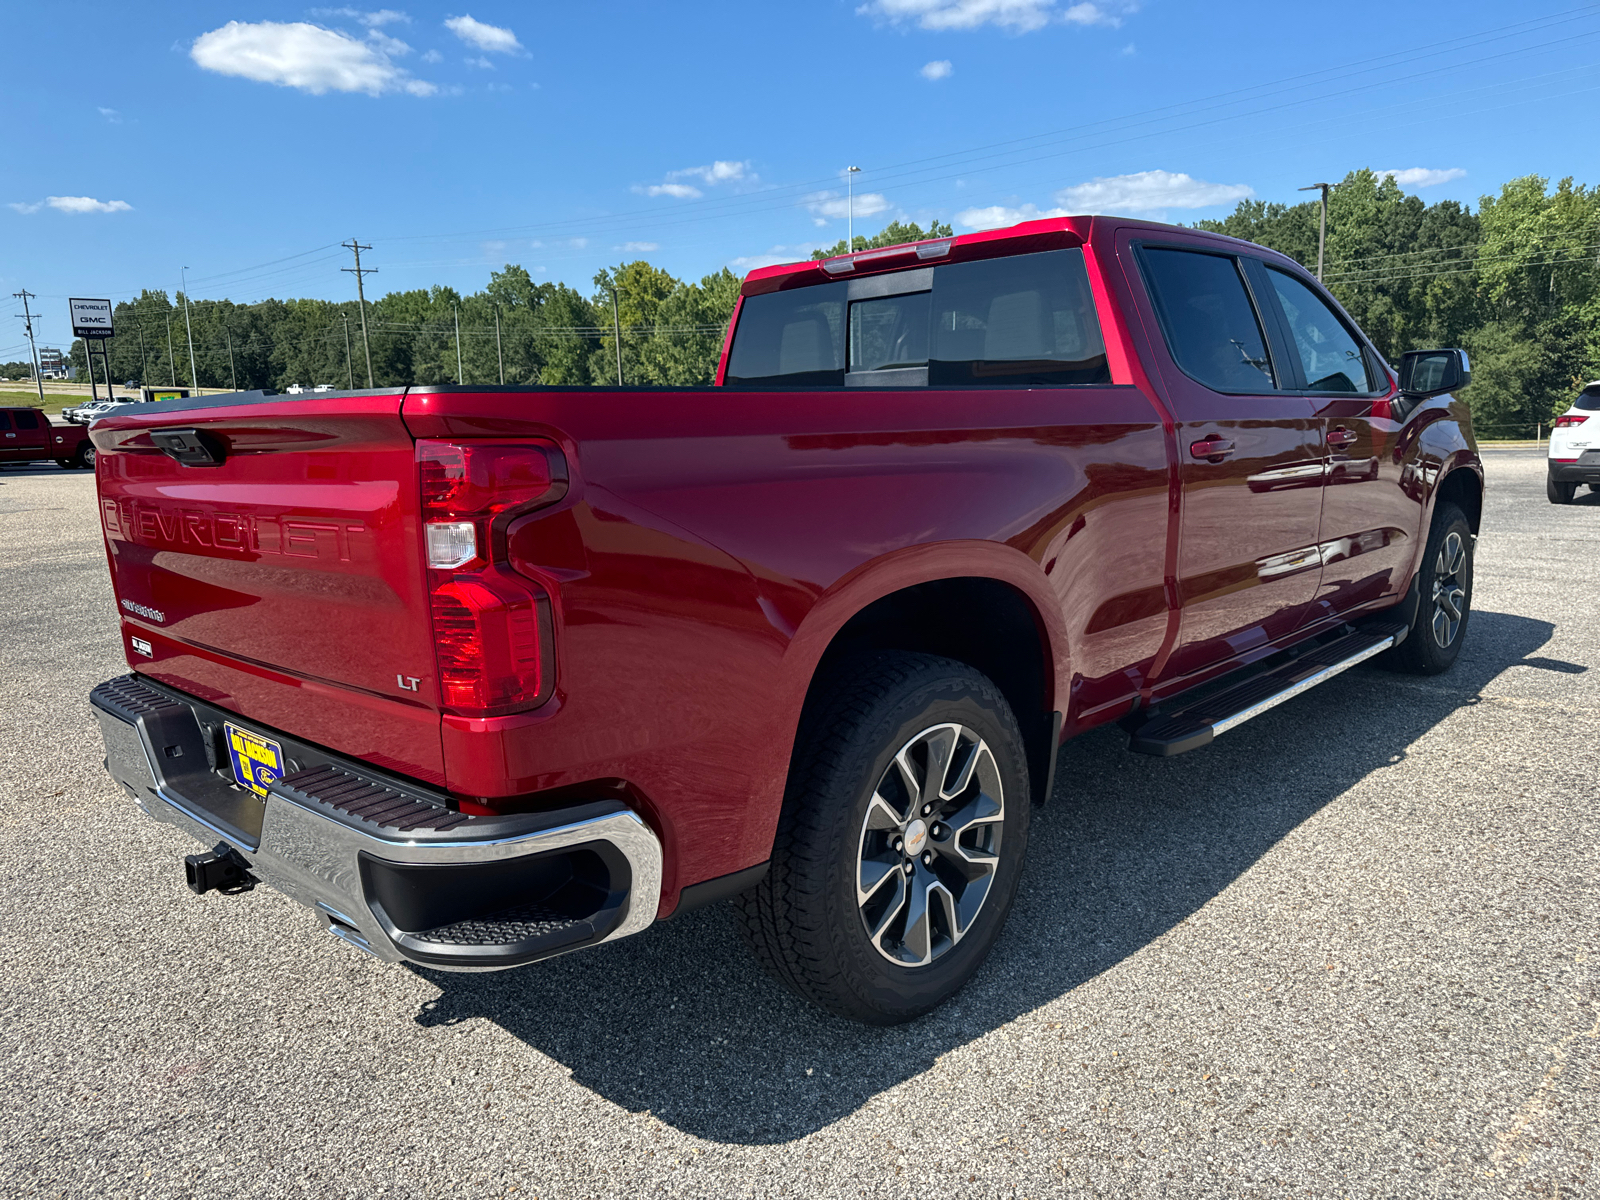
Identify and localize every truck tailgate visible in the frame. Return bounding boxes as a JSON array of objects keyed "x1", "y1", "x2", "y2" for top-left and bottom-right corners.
[{"x1": 93, "y1": 392, "x2": 445, "y2": 785}]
